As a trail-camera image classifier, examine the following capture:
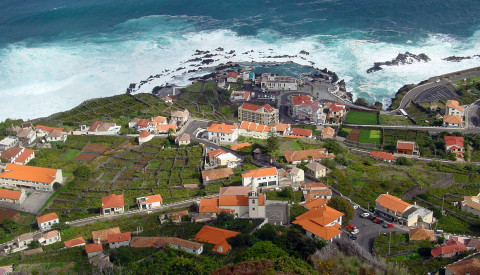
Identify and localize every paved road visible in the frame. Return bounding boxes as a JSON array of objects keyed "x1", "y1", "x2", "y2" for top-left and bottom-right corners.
[
  {"x1": 397, "y1": 68, "x2": 480, "y2": 110},
  {"x1": 342, "y1": 123, "x2": 480, "y2": 134},
  {"x1": 466, "y1": 99, "x2": 480, "y2": 129}
]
